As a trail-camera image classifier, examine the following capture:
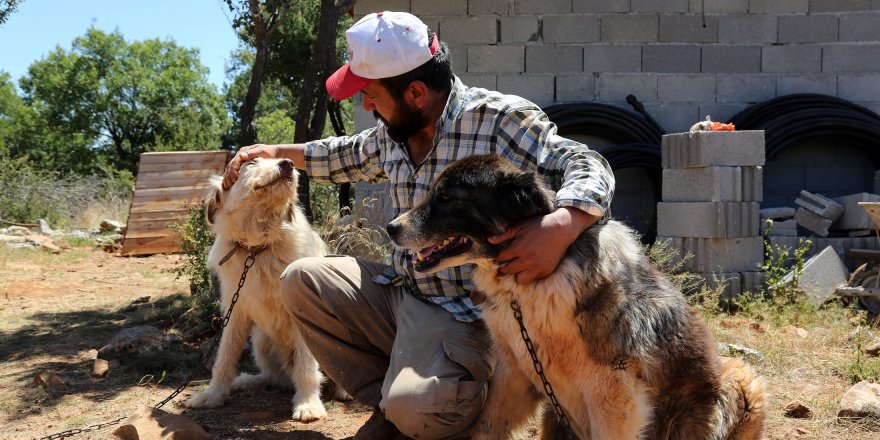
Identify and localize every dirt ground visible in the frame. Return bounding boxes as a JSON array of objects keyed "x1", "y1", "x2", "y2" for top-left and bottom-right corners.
[{"x1": 1, "y1": 244, "x2": 879, "y2": 439}]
